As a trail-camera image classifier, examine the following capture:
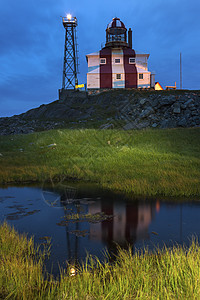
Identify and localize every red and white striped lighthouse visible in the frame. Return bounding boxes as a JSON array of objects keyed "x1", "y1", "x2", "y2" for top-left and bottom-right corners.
[{"x1": 86, "y1": 17, "x2": 153, "y2": 90}]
